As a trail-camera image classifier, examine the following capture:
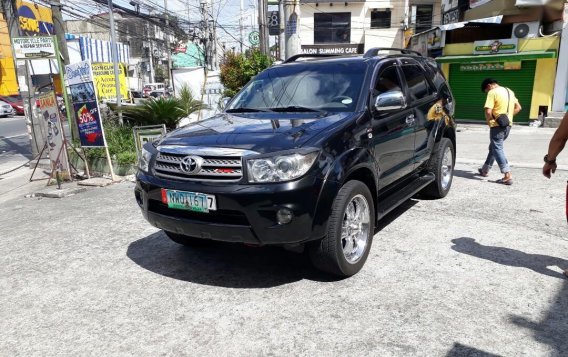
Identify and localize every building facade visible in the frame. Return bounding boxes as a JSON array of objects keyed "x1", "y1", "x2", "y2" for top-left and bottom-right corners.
[{"x1": 299, "y1": 0, "x2": 442, "y2": 55}]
